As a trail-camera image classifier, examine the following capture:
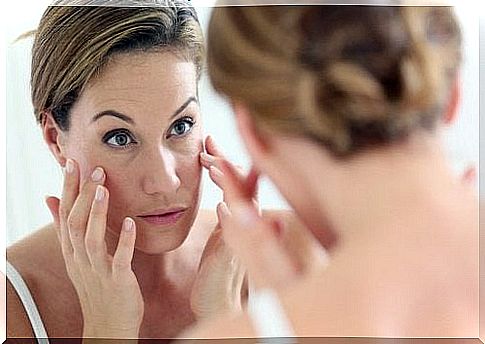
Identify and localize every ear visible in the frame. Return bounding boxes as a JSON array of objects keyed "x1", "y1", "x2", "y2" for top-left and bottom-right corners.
[
  {"x1": 41, "y1": 112, "x2": 67, "y2": 167},
  {"x1": 443, "y1": 75, "x2": 461, "y2": 125},
  {"x1": 232, "y1": 101, "x2": 270, "y2": 164}
]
